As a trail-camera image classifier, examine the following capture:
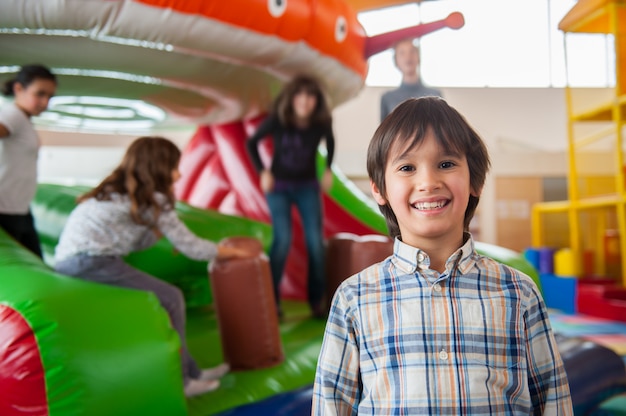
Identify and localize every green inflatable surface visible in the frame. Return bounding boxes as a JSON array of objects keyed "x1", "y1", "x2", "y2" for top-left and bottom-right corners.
[
  {"x1": 0, "y1": 182, "x2": 541, "y2": 415},
  {"x1": 0, "y1": 228, "x2": 188, "y2": 416}
]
